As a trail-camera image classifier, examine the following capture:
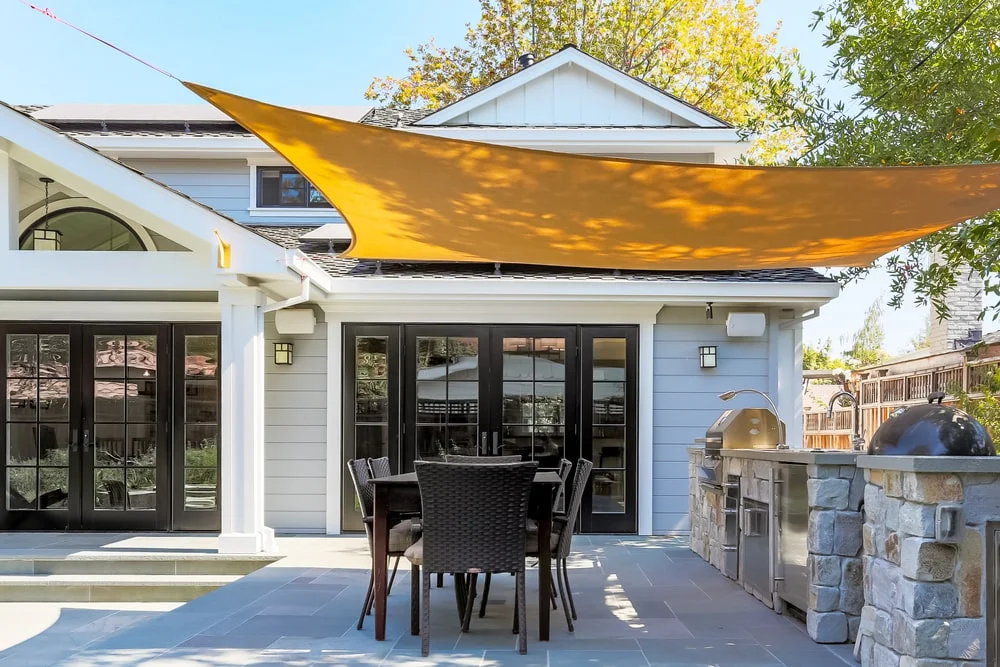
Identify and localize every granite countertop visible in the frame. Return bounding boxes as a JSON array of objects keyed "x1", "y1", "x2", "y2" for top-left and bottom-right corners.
[
  {"x1": 855, "y1": 454, "x2": 1000, "y2": 472},
  {"x1": 719, "y1": 448, "x2": 860, "y2": 465}
]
